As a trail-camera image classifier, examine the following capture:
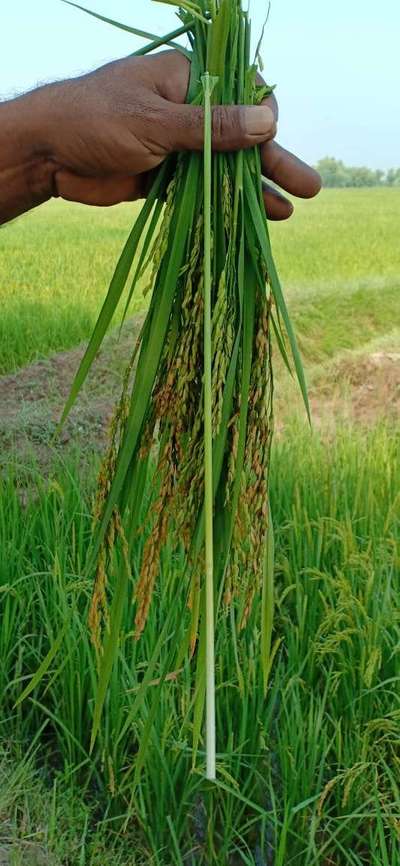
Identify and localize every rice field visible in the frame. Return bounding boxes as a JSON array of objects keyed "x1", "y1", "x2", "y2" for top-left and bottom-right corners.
[
  {"x1": 0, "y1": 187, "x2": 399, "y2": 373},
  {"x1": 1, "y1": 426, "x2": 400, "y2": 864},
  {"x1": 0, "y1": 186, "x2": 399, "y2": 864}
]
